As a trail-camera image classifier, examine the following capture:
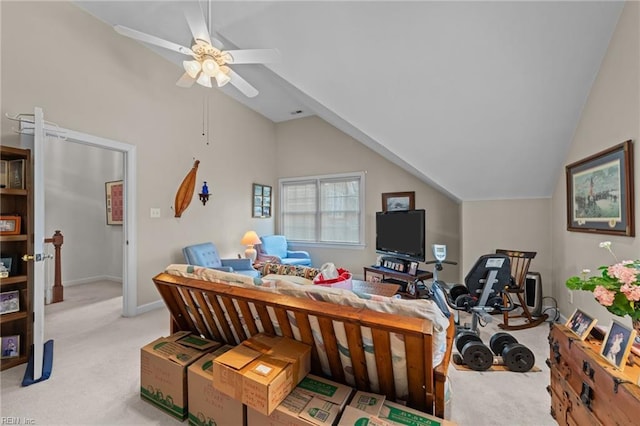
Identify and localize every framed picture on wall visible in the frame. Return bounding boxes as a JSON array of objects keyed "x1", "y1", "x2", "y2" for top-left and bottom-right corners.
[
  {"x1": 566, "y1": 140, "x2": 634, "y2": 236},
  {"x1": 105, "y1": 180, "x2": 123, "y2": 225},
  {"x1": 252, "y1": 183, "x2": 272, "y2": 218}
]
